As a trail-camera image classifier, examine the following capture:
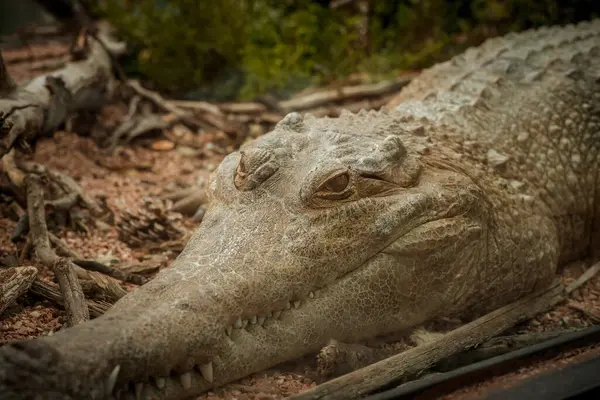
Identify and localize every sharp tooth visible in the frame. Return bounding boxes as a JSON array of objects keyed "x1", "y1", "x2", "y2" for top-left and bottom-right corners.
[
  {"x1": 155, "y1": 377, "x2": 166, "y2": 389},
  {"x1": 198, "y1": 362, "x2": 214, "y2": 383},
  {"x1": 257, "y1": 316, "x2": 266, "y2": 325},
  {"x1": 250, "y1": 316, "x2": 257, "y2": 324},
  {"x1": 241, "y1": 319, "x2": 248, "y2": 328},
  {"x1": 285, "y1": 302, "x2": 291, "y2": 310},
  {"x1": 180, "y1": 372, "x2": 192, "y2": 389},
  {"x1": 226, "y1": 326, "x2": 233, "y2": 336},
  {"x1": 234, "y1": 317, "x2": 242, "y2": 329},
  {"x1": 309, "y1": 291, "x2": 315, "y2": 298},
  {"x1": 273, "y1": 310, "x2": 282, "y2": 319},
  {"x1": 267, "y1": 311, "x2": 273, "y2": 317},
  {"x1": 135, "y1": 383, "x2": 143, "y2": 399},
  {"x1": 105, "y1": 365, "x2": 120, "y2": 394},
  {"x1": 293, "y1": 300, "x2": 301, "y2": 308}
]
